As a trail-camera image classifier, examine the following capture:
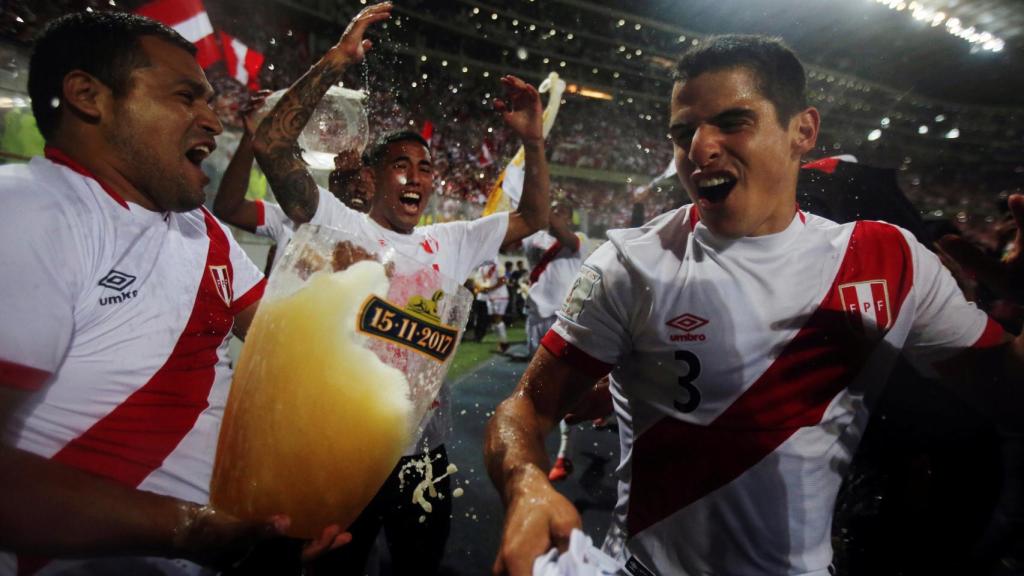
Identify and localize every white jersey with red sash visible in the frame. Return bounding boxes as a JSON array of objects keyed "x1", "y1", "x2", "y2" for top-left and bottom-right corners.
[
  {"x1": 0, "y1": 149, "x2": 265, "y2": 576},
  {"x1": 543, "y1": 205, "x2": 1003, "y2": 576},
  {"x1": 523, "y1": 229, "x2": 591, "y2": 320},
  {"x1": 475, "y1": 260, "x2": 509, "y2": 306}
]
